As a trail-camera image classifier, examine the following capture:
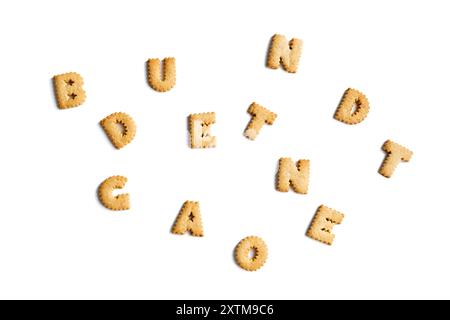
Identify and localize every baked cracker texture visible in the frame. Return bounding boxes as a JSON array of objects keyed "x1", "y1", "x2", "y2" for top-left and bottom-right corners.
[
  {"x1": 267, "y1": 34, "x2": 303, "y2": 73},
  {"x1": 171, "y1": 201, "x2": 204, "y2": 237},
  {"x1": 53, "y1": 72, "x2": 86, "y2": 109},
  {"x1": 276, "y1": 158, "x2": 310, "y2": 194},
  {"x1": 244, "y1": 102, "x2": 277, "y2": 140},
  {"x1": 147, "y1": 57, "x2": 176, "y2": 92},
  {"x1": 100, "y1": 112, "x2": 136, "y2": 149},
  {"x1": 188, "y1": 112, "x2": 216, "y2": 149},
  {"x1": 235, "y1": 236, "x2": 268, "y2": 272},
  {"x1": 306, "y1": 205, "x2": 344, "y2": 245},
  {"x1": 379, "y1": 140, "x2": 413, "y2": 178},
  {"x1": 334, "y1": 88, "x2": 370, "y2": 125},
  {"x1": 98, "y1": 175, "x2": 130, "y2": 211}
]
